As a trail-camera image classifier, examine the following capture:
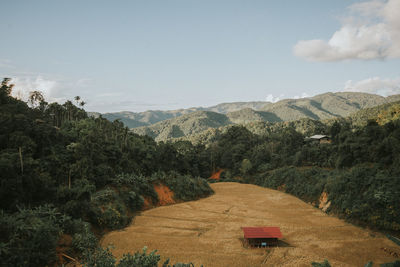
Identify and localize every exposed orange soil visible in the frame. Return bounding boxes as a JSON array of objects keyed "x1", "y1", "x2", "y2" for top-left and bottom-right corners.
[
  {"x1": 209, "y1": 169, "x2": 224, "y2": 180},
  {"x1": 153, "y1": 184, "x2": 175, "y2": 206},
  {"x1": 101, "y1": 182, "x2": 399, "y2": 267},
  {"x1": 142, "y1": 184, "x2": 175, "y2": 210}
]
